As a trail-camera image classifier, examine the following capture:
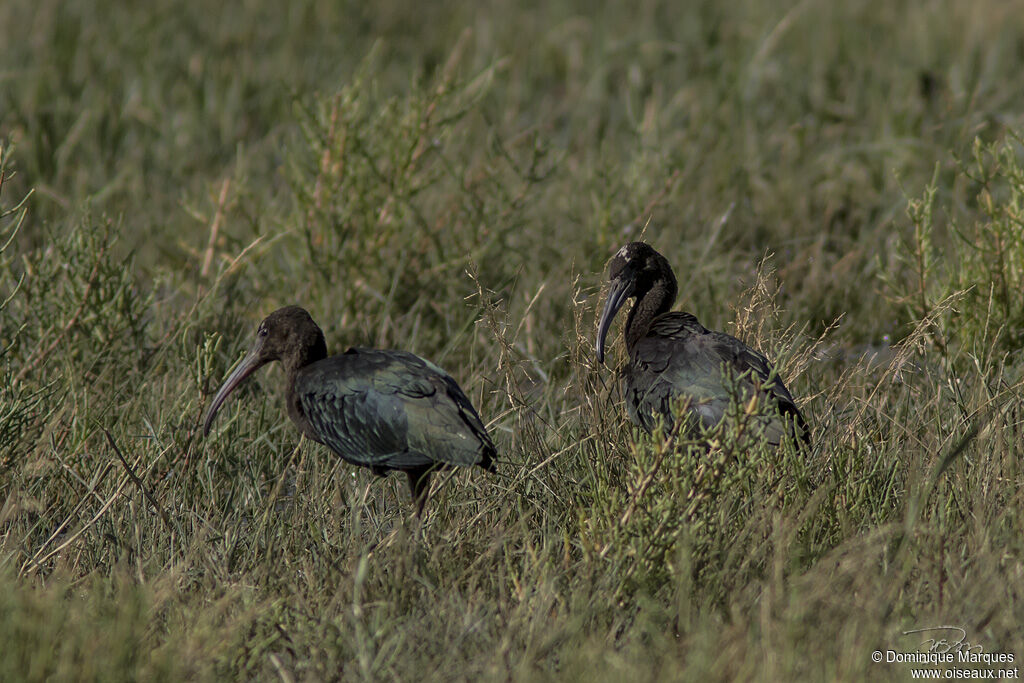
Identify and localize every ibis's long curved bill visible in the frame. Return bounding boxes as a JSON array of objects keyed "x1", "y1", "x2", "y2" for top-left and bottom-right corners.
[
  {"x1": 203, "y1": 348, "x2": 266, "y2": 436},
  {"x1": 596, "y1": 277, "x2": 632, "y2": 364}
]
